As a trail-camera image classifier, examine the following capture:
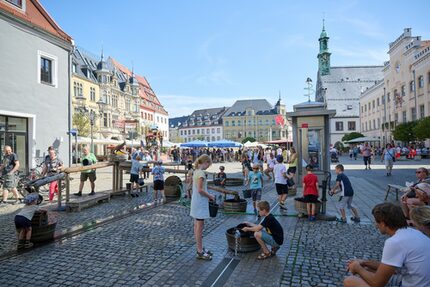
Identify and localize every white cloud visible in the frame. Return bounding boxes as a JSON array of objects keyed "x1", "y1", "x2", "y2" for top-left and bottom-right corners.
[{"x1": 331, "y1": 46, "x2": 388, "y2": 64}]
